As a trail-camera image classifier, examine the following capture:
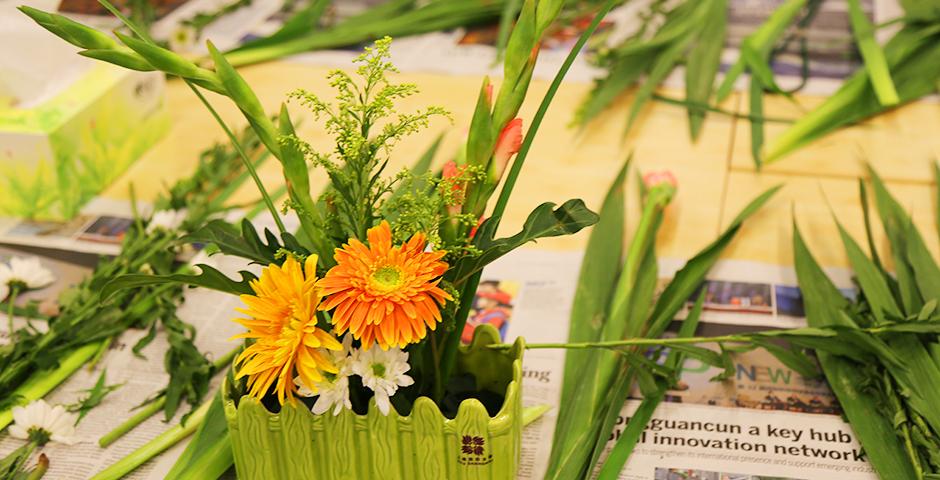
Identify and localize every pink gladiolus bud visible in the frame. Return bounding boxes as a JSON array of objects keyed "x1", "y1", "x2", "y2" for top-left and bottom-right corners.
[
  {"x1": 469, "y1": 216, "x2": 485, "y2": 239},
  {"x1": 493, "y1": 118, "x2": 523, "y2": 179},
  {"x1": 642, "y1": 171, "x2": 678, "y2": 189}
]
